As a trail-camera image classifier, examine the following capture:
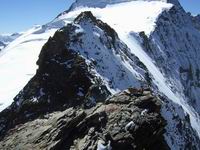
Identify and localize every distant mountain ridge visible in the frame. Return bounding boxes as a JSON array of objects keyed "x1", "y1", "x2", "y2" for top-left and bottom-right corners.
[{"x1": 0, "y1": 33, "x2": 22, "y2": 50}]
